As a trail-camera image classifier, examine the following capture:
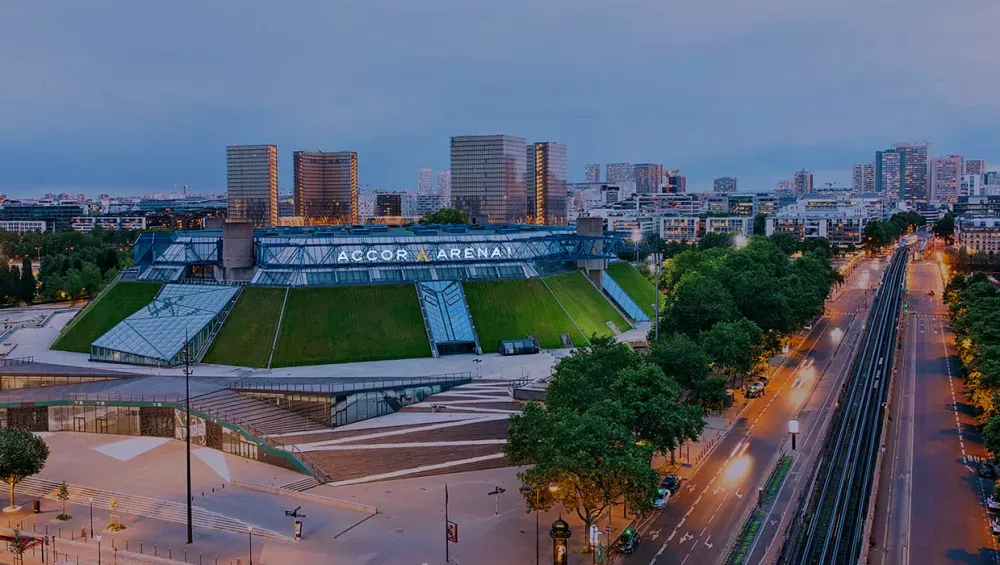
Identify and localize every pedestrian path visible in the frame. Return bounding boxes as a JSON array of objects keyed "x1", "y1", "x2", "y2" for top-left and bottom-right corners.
[{"x1": 18, "y1": 477, "x2": 290, "y2": 541}]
